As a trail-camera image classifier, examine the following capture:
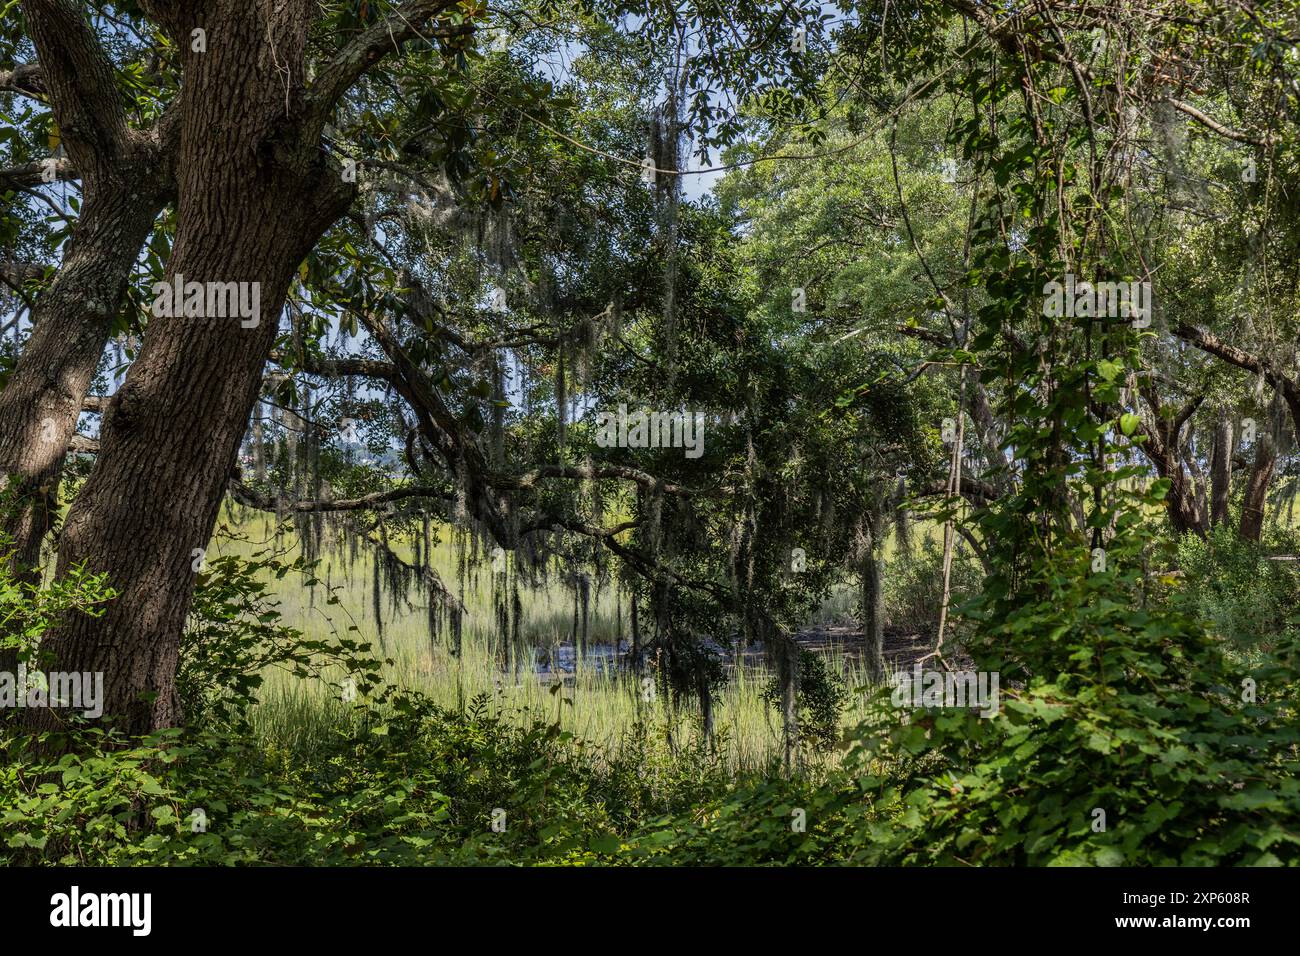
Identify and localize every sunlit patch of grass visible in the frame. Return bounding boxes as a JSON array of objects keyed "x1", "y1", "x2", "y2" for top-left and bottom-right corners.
[{"x1": 209, "y1": 510, "x2": 890, "y2": 775}]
